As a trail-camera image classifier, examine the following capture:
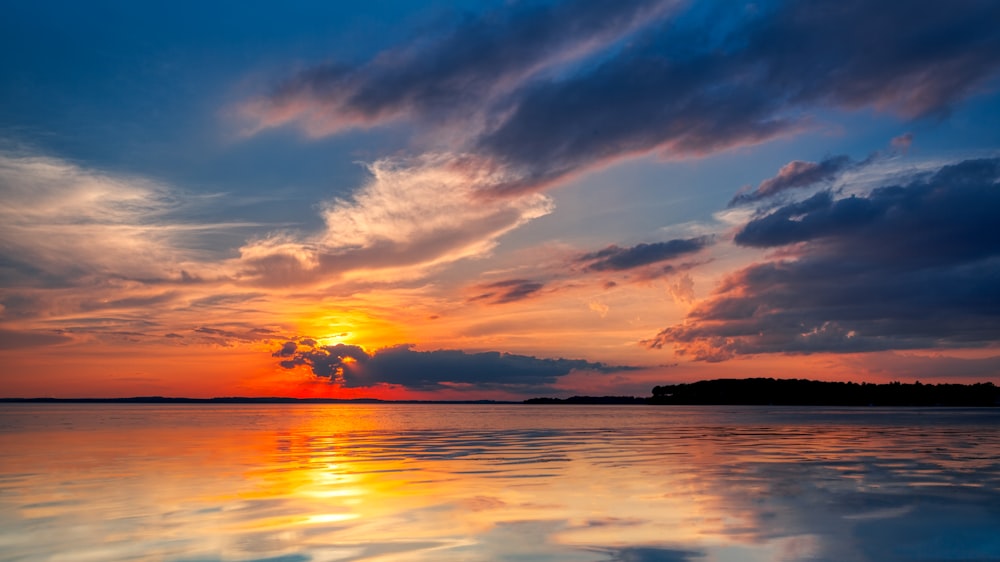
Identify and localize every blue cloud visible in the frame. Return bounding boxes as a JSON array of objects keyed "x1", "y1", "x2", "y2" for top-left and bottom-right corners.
[
  {"x1": 649, "y1": 157, "x2": 1000, "y2": 359},
  {"x1": 579, "y1": 236, "x2": 713, "y2": 272},
  {"x1": 729, "y1": 155, "x2": 852, "y2": 206}
]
